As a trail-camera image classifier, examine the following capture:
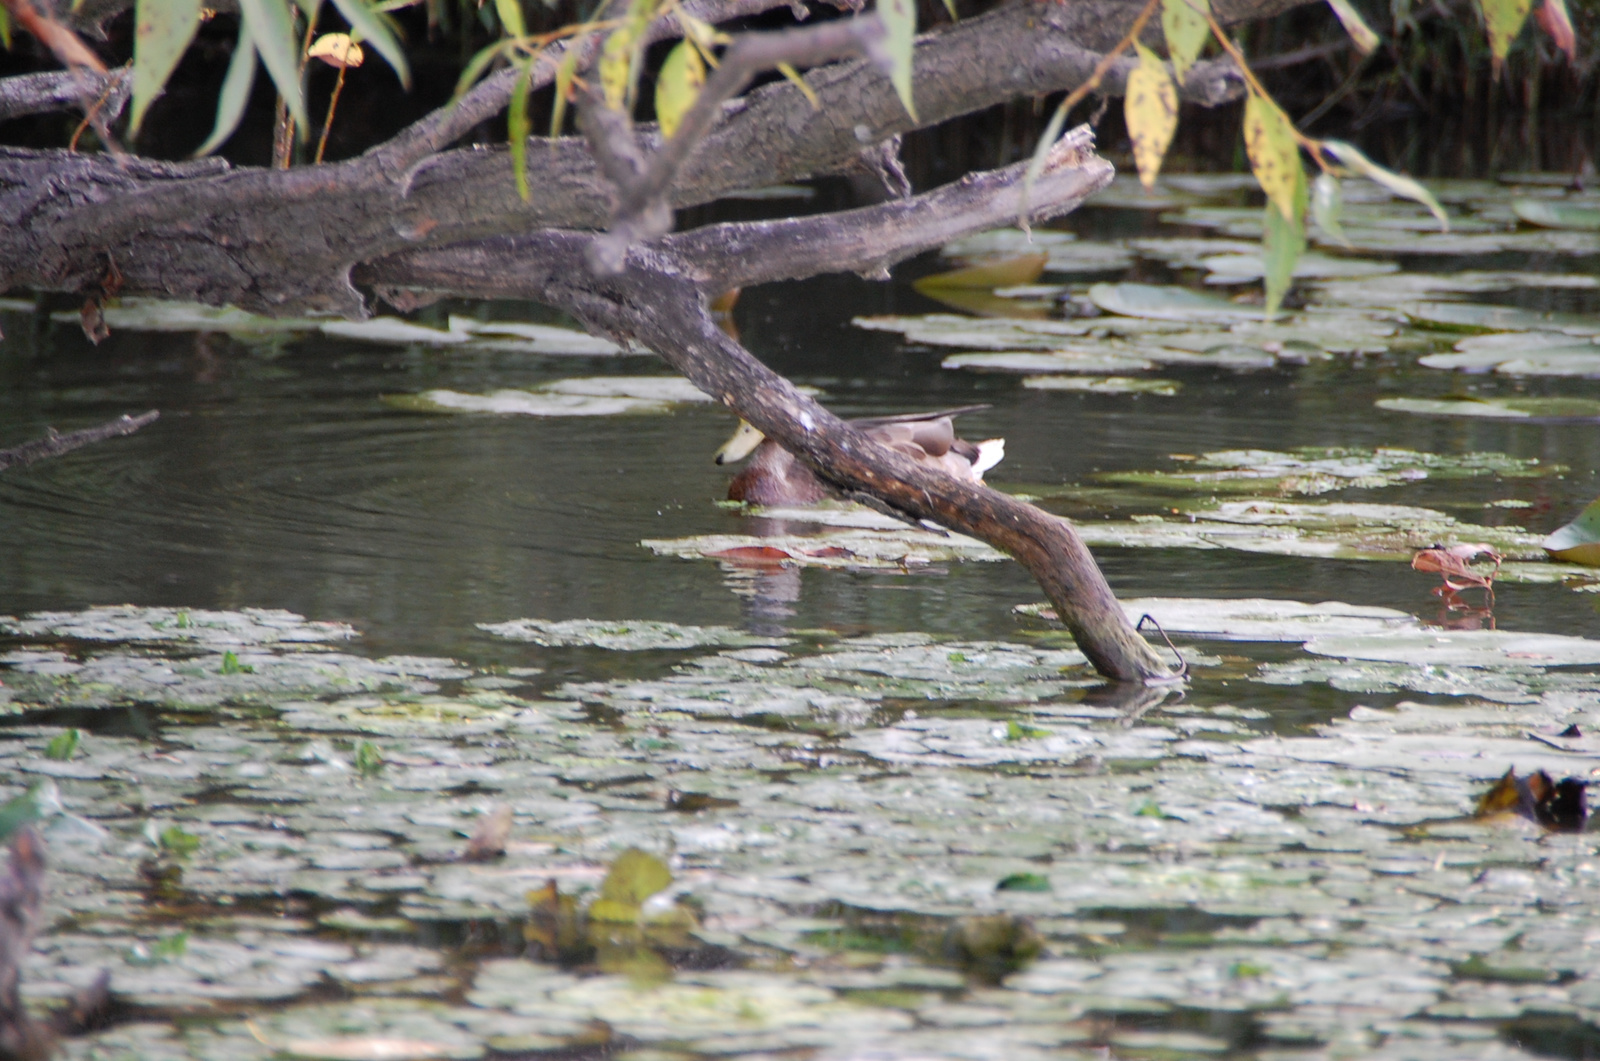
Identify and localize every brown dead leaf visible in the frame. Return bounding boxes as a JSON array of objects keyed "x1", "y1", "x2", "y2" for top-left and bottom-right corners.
[
  {"x1": 1411, "y1": 542, "x2": 1502, "y2": 592},
  {"x1": 461, "y1": 804, "x2": 512, "y2": 862}
]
